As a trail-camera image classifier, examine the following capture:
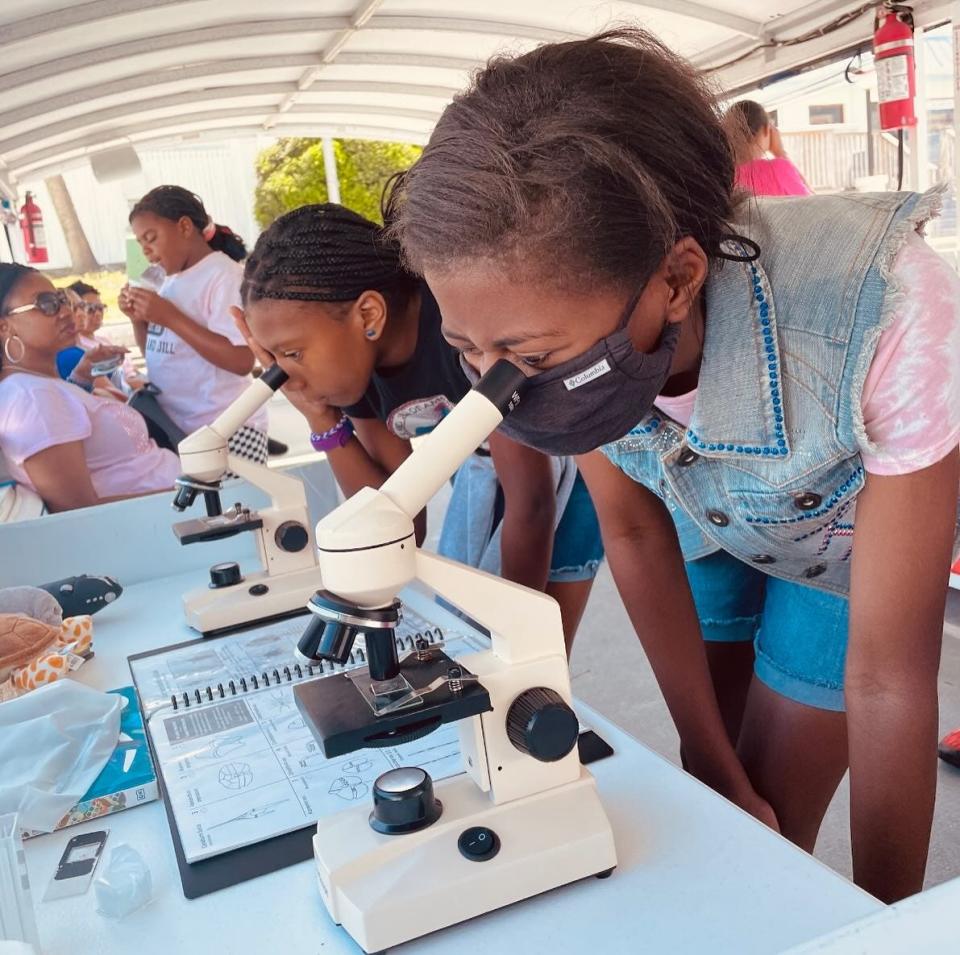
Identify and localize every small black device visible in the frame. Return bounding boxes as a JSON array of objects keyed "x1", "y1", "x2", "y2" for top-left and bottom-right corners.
[
  {"x1": 38, "y1": 574, "x2": 123, "y2": 617},
  {"x1": 44, "y1": 830, "x2": 109, "y2": 900}
]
